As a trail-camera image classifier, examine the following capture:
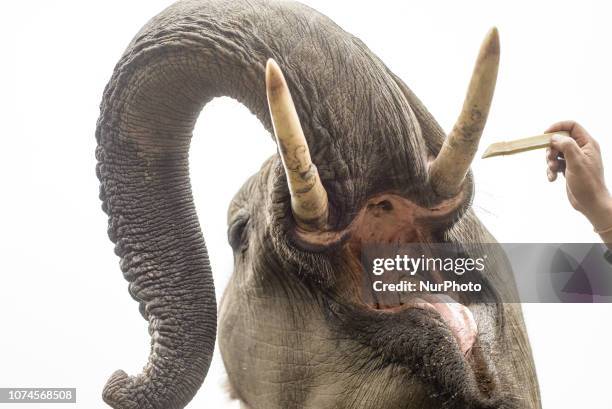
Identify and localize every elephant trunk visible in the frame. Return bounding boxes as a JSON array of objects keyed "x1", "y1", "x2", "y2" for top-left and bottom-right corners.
[{"x1": 96, "y1": 3, "x2": 278, "y2": 408}]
